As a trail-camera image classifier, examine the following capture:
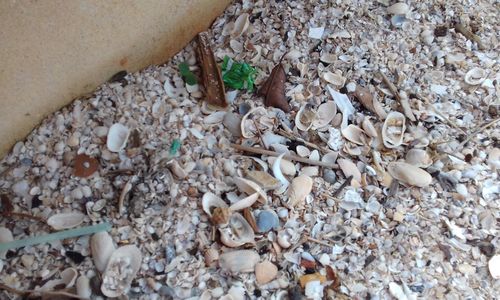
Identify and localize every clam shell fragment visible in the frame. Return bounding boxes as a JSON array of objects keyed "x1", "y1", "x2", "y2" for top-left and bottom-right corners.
[
  {"x1": 107, "y1": 123, "x2": 130, "y2": 152},
  {"x1": 464, "y1": 67, "x2": 487, "y2": 85},
  {"x1": 382, "y1": 112, "x2": 406, "y2": 148},
  {"x1": 101, "y1": 245, "x2": 142, "y2": 297},
  {"x1": 387, "y1": 162, "x2": 432, "y2": 187},
  {"x1": 219, "y1": 250, "x2": 260, "y2": 273},
  {"x1": 91, "y1": 231, "x2": 116, "y2": 273},
  {"x1": 47, "y1": 212, "x2": 85, "y2": 230},
  {"x1": 219, "y1": 213, "x2": 255, "y2": 247},
  {"x1": 405, "y1": 149, "x2": 432, "y2": 168},
  {"x1": 287, "y1": 175, "x2": 313, "y2": 207},
  {"x1": 202, "y1": 192, "x2": 228, "y2": 217}
]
